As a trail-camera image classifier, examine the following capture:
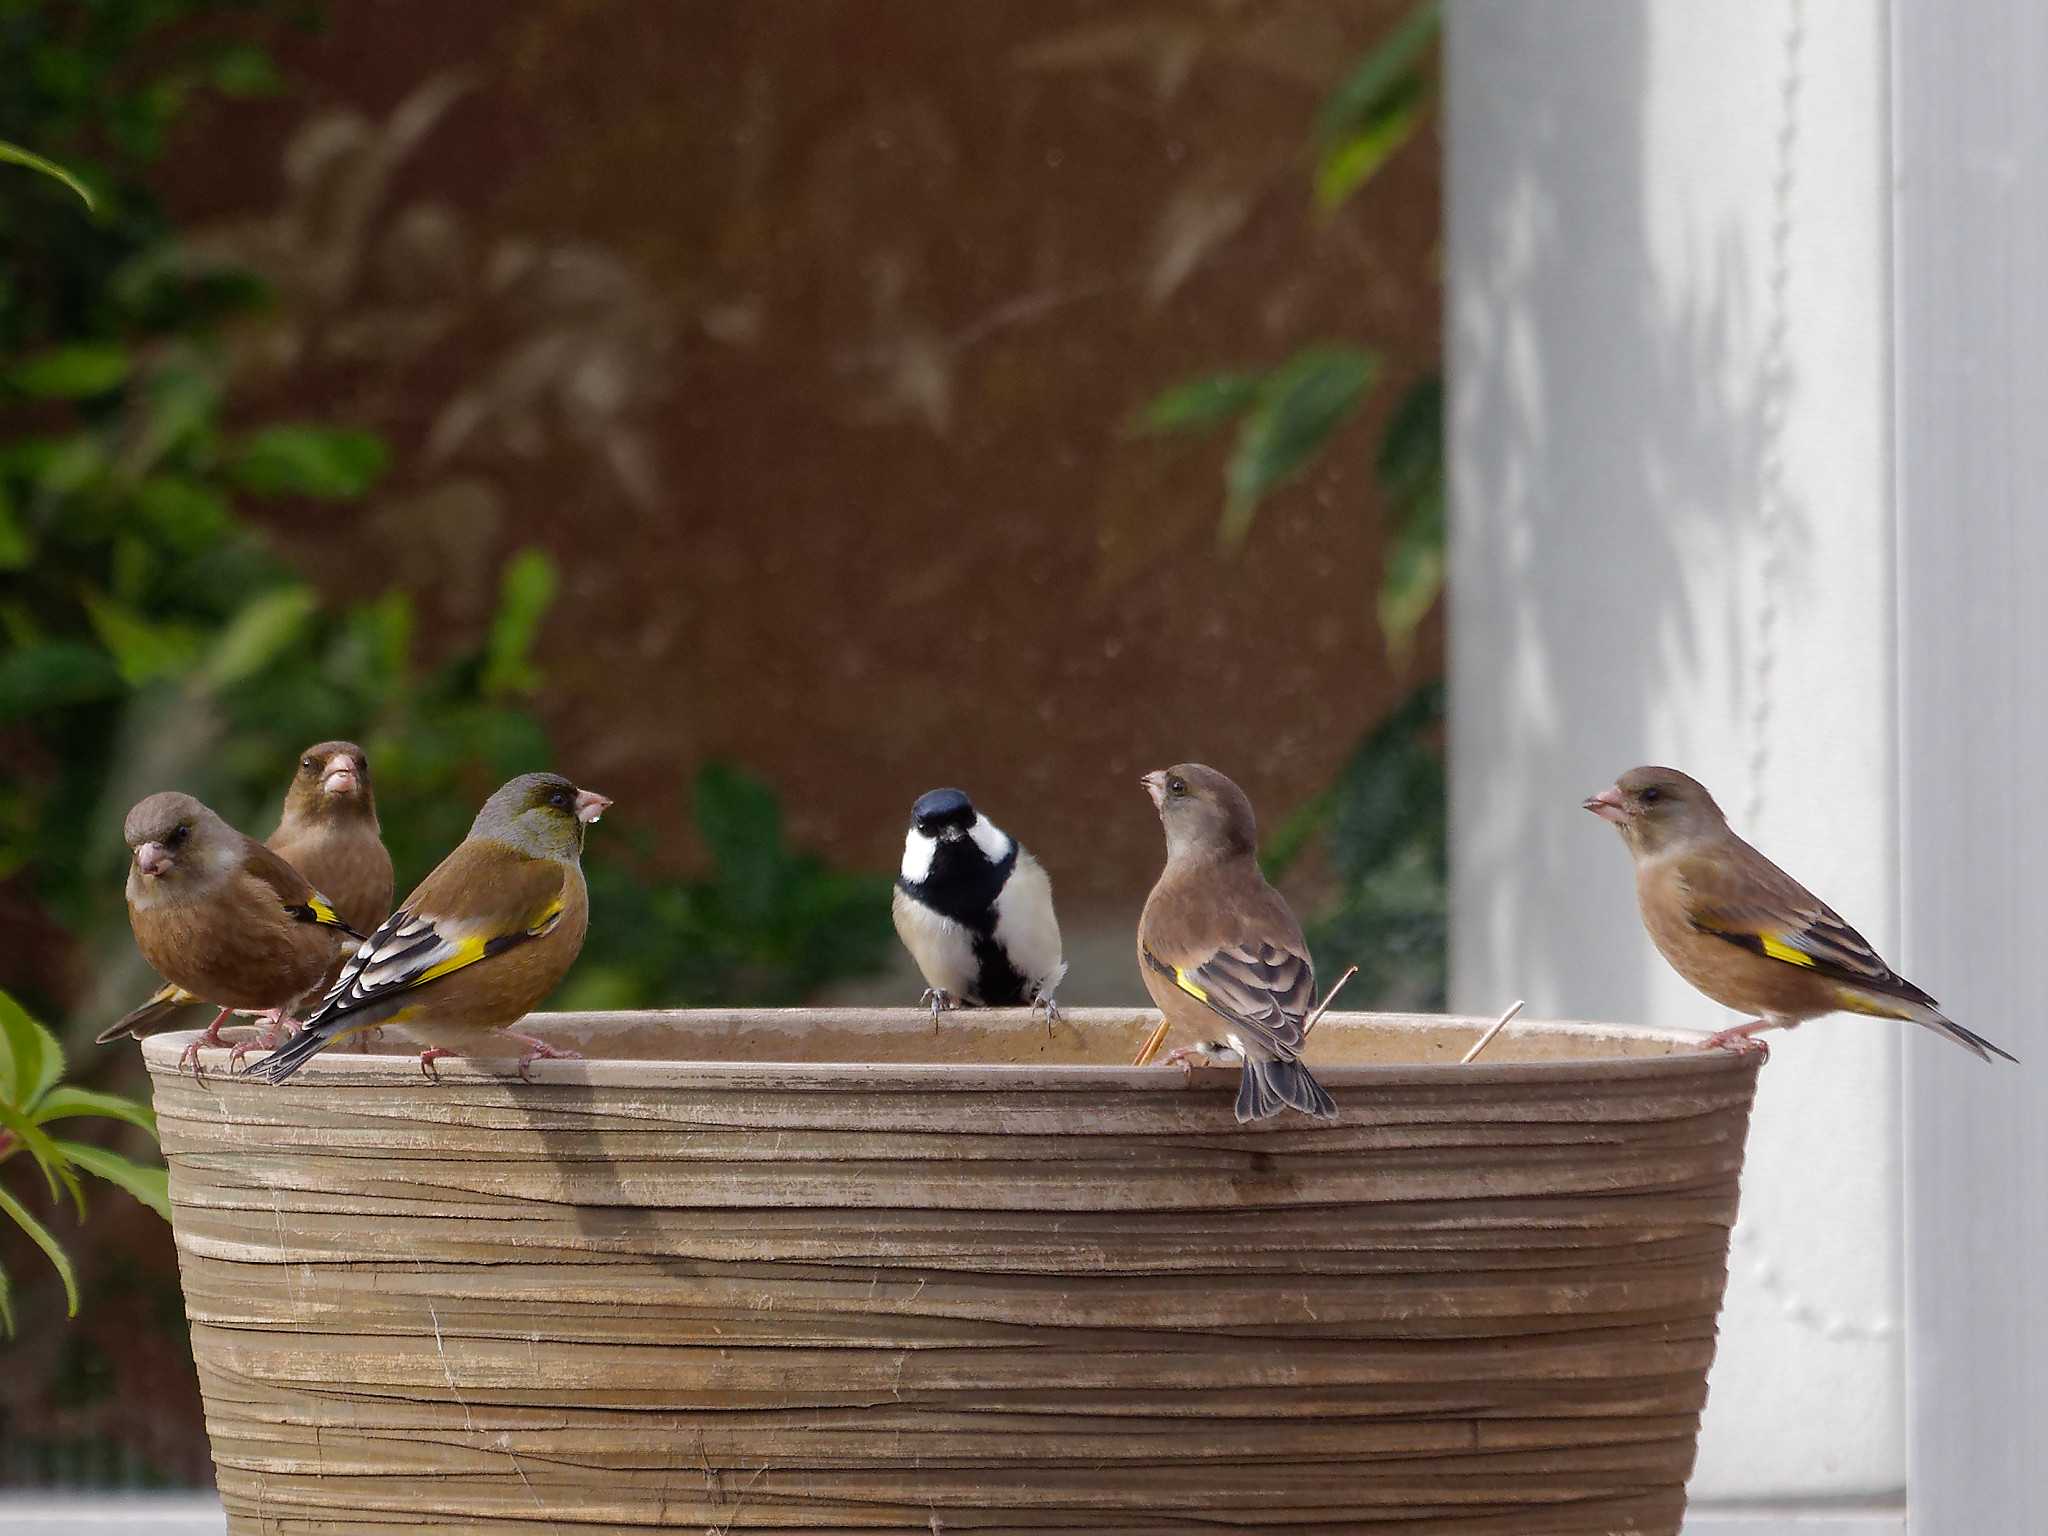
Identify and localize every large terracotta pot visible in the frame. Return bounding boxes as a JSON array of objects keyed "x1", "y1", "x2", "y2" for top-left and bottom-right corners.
[{"x1": 146, "y1": 1008, "x2": 1760, "y2": 1534}]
